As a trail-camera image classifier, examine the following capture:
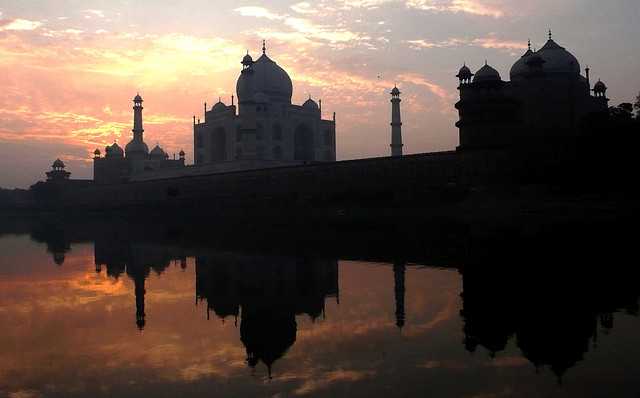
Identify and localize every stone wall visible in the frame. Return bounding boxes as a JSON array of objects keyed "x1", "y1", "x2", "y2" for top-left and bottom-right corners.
[{"x1": 54, "y1": 149, "x2": 555, "y2": 212}]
